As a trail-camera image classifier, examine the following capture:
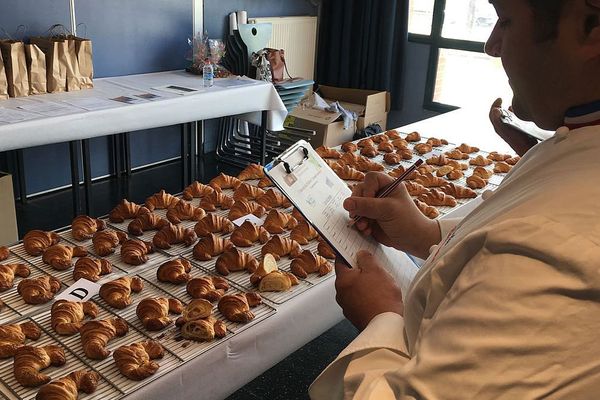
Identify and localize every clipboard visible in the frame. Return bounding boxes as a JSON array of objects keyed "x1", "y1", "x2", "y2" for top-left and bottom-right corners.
[
  {"x1": 499, "y1": 108, "x2": 554, "y2": 142},
  {"x1": 265, "y1": 140, "x2": 419, "y2": 292}
]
